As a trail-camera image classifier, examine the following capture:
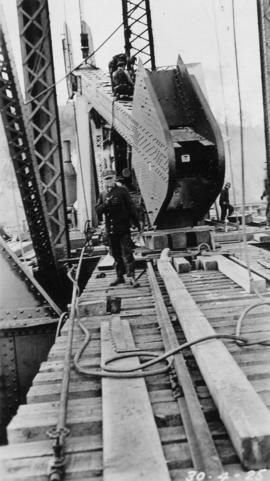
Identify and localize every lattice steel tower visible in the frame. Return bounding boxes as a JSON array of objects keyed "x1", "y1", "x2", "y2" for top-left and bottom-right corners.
[
  {"x1": 16, "y1": 0, "x2": 70, "y2": 255},
  {"x1": 121, "y1": 0, "x2": 156, "y2": 70},
  {"x1": 0, "y1": 4, "x2": 58, "y2": 279}
]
